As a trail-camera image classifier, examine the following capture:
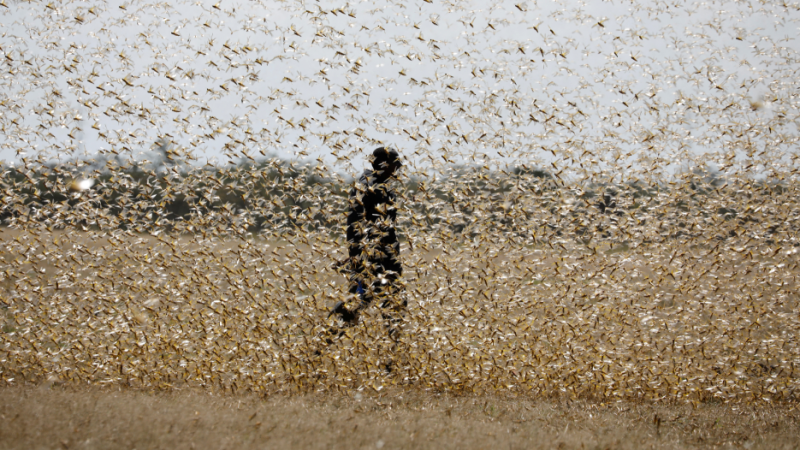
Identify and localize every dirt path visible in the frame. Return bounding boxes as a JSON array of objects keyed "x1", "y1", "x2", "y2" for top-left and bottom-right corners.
[{"x1": 1, "y1": 386, "x2": 799, "y2": 449}]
